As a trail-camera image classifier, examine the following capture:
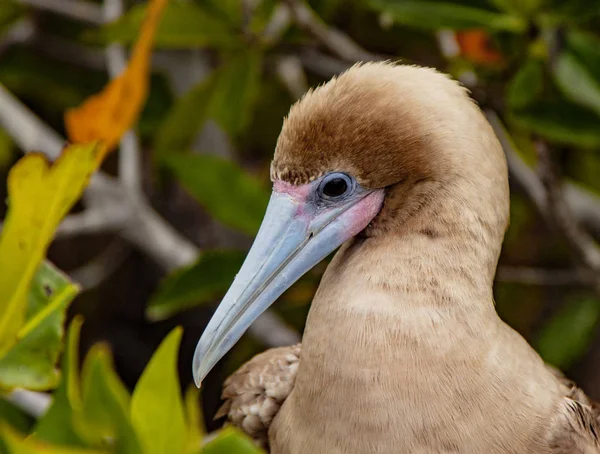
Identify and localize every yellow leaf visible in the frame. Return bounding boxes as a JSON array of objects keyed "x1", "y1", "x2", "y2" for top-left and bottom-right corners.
[
  {"x1": 0, "y1": 144, "x2": 100, "y2": 356},
  {"x1": 1, "y1": 423, "x2": 106, "y2": 454},
  {"x1": 184, "y1": 385, "x2": 204, "y2": 453},
  {"x1": 64, "y1": 0, "x2": 169, "y2": 157}
]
